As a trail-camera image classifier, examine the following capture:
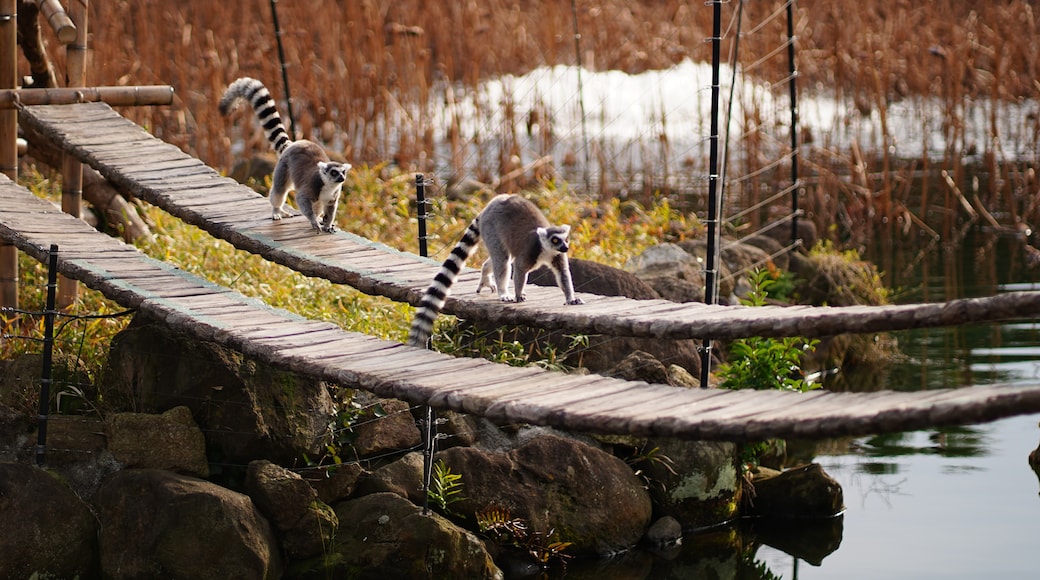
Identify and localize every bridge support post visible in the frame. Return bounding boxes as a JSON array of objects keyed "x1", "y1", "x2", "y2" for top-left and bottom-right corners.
[
  {"x1": 786, "y1": 1, "x2": 801, "y2": 247},
  {"x1": 35, "y1": 244, "x2": 58, "y2": 465},
  {"x1": 57, "y1": 0, "x2": 89, "y2": 307},
  {"x1": 0, "y1": 0, "x2": 18, "y2": 308},
  {"x1": 415, "y1": 173, "x2": 438, "y2": 515},
  {"x1": 700, "y1": 0, "x2": 725, "y2": 388}
]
